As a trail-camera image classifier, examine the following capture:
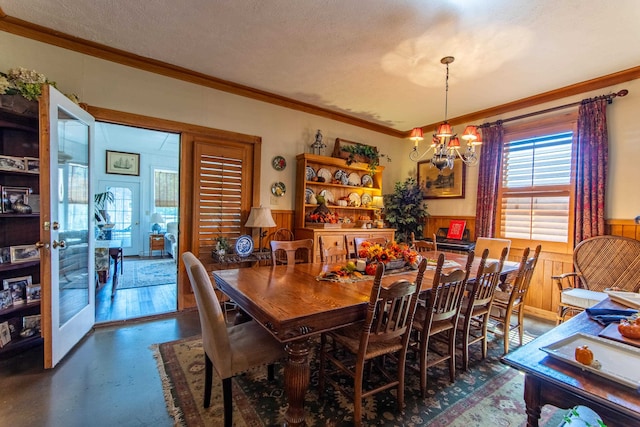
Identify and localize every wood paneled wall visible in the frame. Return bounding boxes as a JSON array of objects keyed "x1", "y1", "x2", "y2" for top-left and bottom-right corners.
[{"x1": 423, "y1": 216, "x2": 640, "y2": 321}]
